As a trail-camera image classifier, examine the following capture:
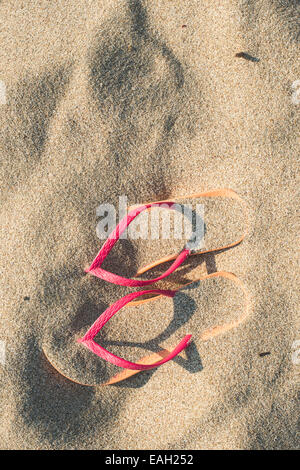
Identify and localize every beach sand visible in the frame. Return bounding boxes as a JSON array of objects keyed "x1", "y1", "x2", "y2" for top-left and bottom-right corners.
[{"x1": 0, "y1": 0, "x2": 299, "y2": 449}]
